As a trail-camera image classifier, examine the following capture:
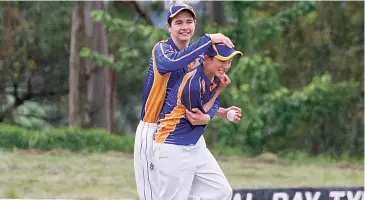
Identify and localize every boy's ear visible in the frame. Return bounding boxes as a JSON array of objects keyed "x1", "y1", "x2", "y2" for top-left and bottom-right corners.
[
  {"x1": 202, "y1": 55, "x2": 208, "y2": 64},
  {"x1": 166, "y1": 23, "x2": 171, "y2": 32},
  {"x1": 203, "y1": 55, "x2": 209, "y2": 62}
]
